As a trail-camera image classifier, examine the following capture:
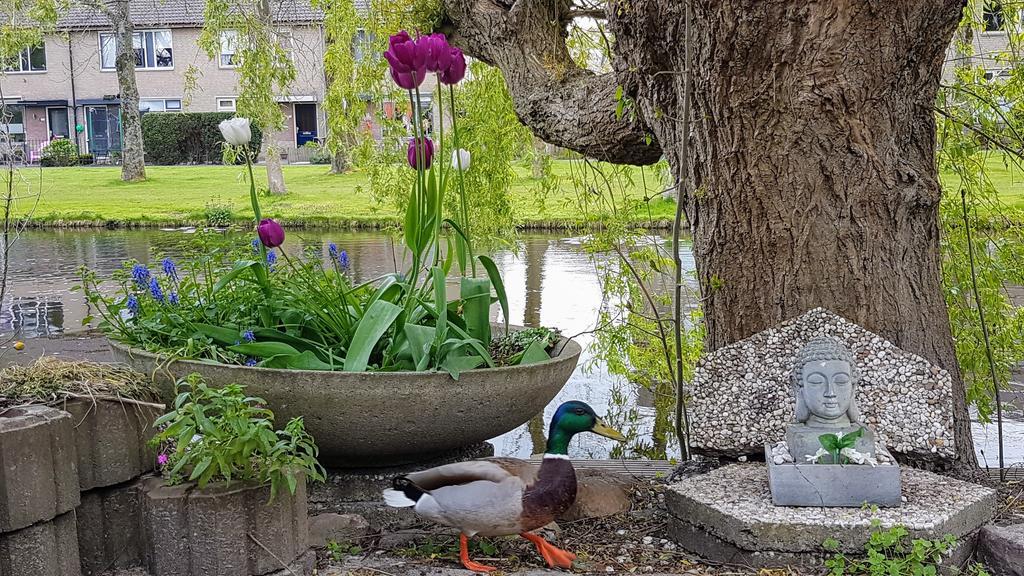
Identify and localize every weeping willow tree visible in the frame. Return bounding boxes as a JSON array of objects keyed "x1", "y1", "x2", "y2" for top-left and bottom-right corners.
[{"x1": 197, "y1": 0, "x2": 297, "y2": 194}]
